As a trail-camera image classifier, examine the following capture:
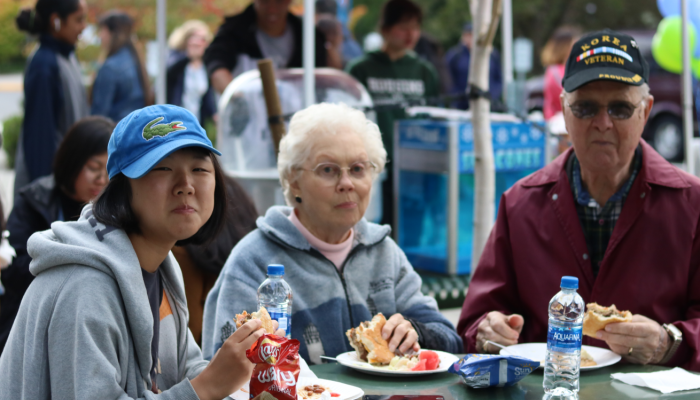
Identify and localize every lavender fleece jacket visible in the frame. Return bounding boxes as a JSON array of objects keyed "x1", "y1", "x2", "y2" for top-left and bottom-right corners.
[{"x1": 202, "y1": 206, "x2": 462, "y2": 365}]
